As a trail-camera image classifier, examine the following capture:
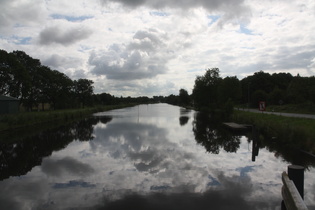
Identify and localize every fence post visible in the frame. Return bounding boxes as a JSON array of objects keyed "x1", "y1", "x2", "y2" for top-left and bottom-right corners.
[{"x1": 288, "y1": 165, "x2": 304, "y2": 199}]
